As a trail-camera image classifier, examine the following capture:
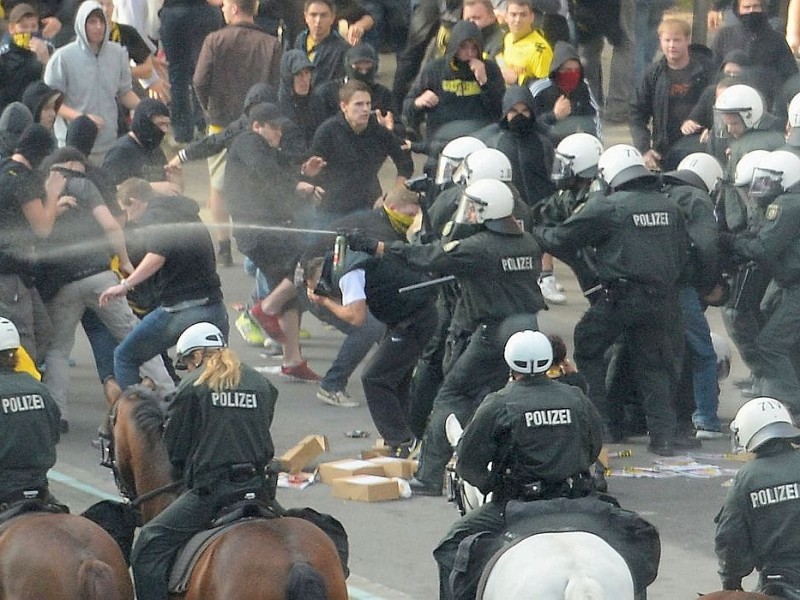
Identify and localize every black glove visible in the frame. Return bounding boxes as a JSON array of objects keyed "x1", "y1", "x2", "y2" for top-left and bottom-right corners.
[
  {"x1": 346, "y1": 230, "x2": 380, "y2": 255},
  {"x1": 717, "y1": 231, "x2": 736, "y2": 254}
]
